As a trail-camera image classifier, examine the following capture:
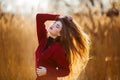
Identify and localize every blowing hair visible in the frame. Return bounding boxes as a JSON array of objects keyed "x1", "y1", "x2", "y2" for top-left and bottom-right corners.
[{"x1": 56, "y1": 17, "x2": 90, "y2": 80}]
